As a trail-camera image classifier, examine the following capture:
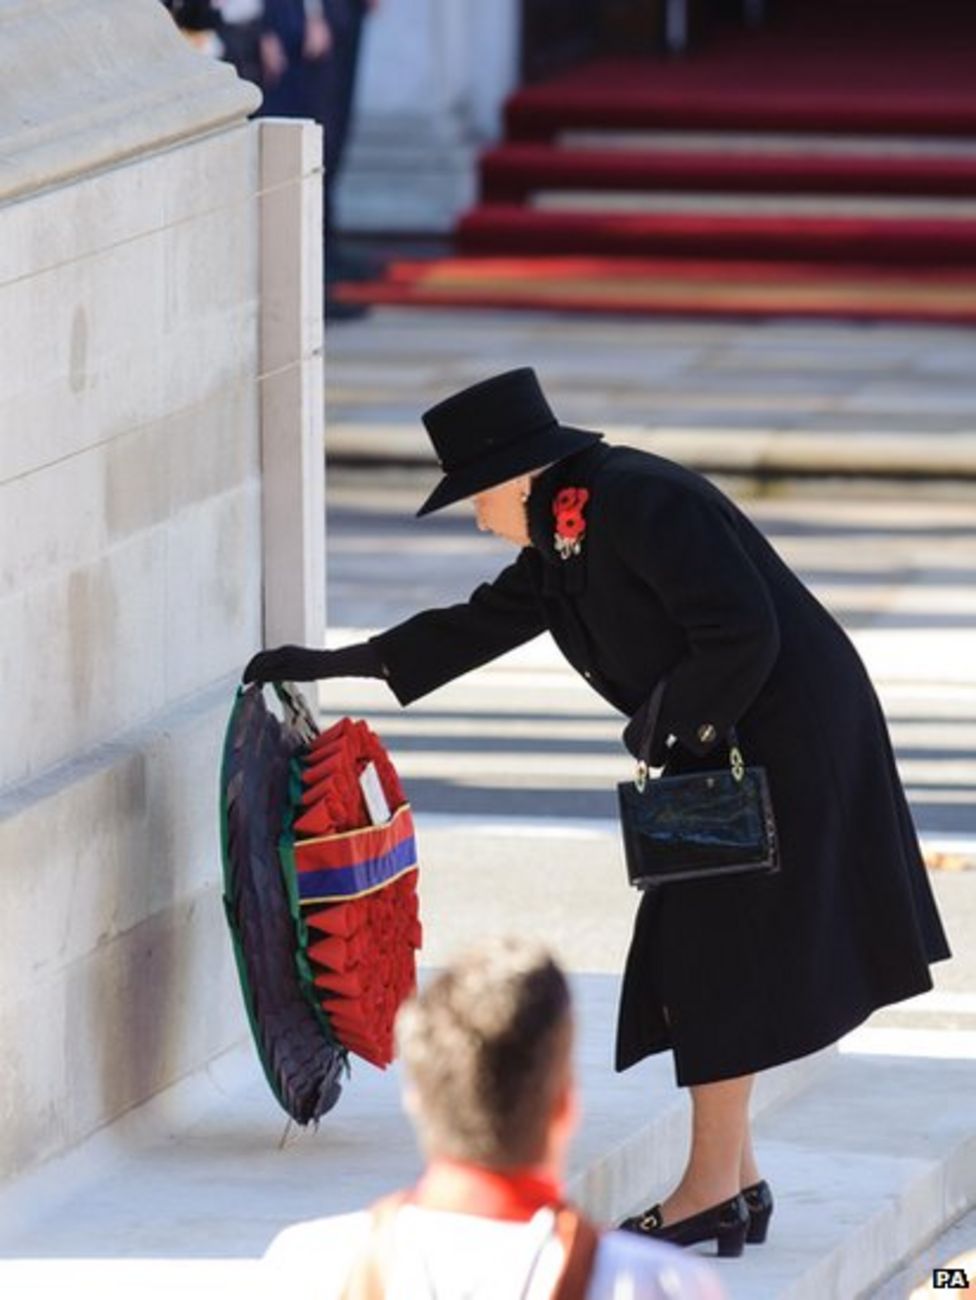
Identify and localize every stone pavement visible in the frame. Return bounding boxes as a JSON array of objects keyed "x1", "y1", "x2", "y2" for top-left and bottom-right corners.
[
  {"x1": 1, "y1": 991, "x2": 972, "y2": 1300},
  {"x1": 0, "y1": 978, "x2": 826, "y2": 1258},
  {"x1": 324, "y1": 308, "x2": 976, "y2": 478}
]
